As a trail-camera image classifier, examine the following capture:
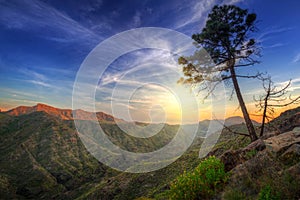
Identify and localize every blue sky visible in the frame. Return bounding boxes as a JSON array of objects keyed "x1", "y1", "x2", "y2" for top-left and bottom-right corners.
[{"x1": 1, "y1": 0, "x2": 300, "y2": 123}]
